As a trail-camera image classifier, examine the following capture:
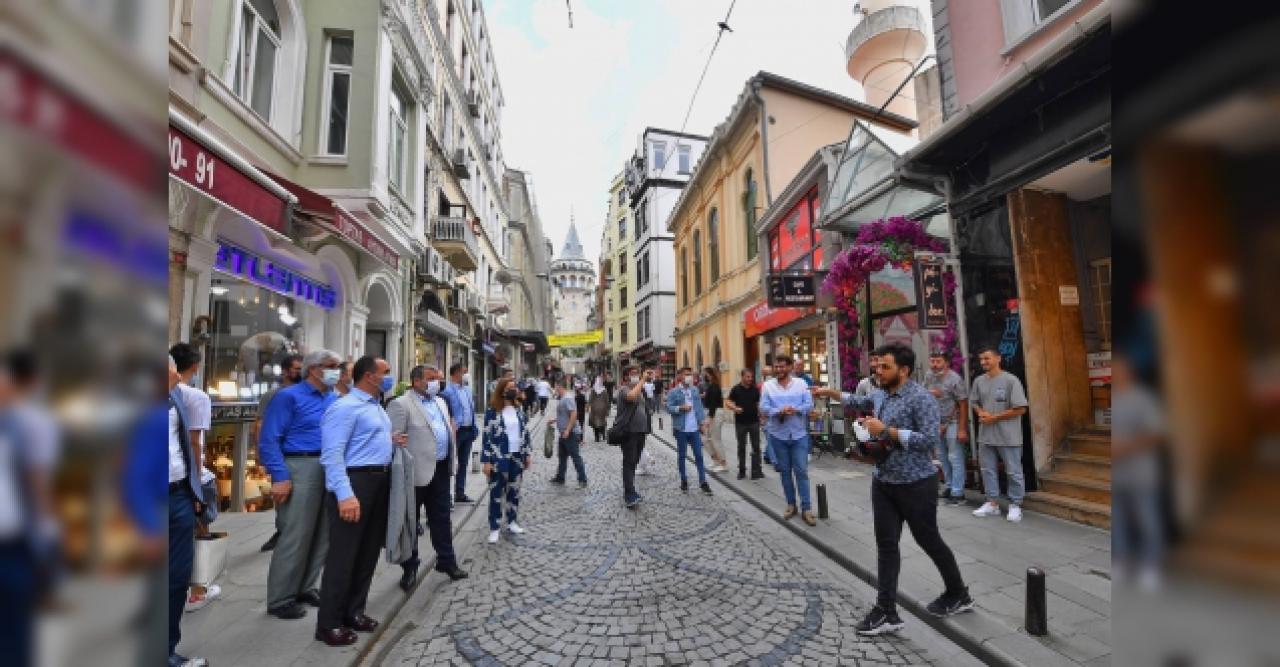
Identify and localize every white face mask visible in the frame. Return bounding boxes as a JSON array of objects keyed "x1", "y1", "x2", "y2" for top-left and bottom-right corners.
[
  {"x1": 628, "y1": 375, "x2": 639, "y2": 385},
  {"x1": 462, "y1": 373, "x2": 471, "y2": 385},
  {"x1": 683, "y1": 376, "x2": 694, "y2": 386},
  {"x1": 425, "y1": 380, "x2": 441, "y2": 396},
  {"x1": 320, "y1": 368, "x2": 341, "y2": 387}
]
